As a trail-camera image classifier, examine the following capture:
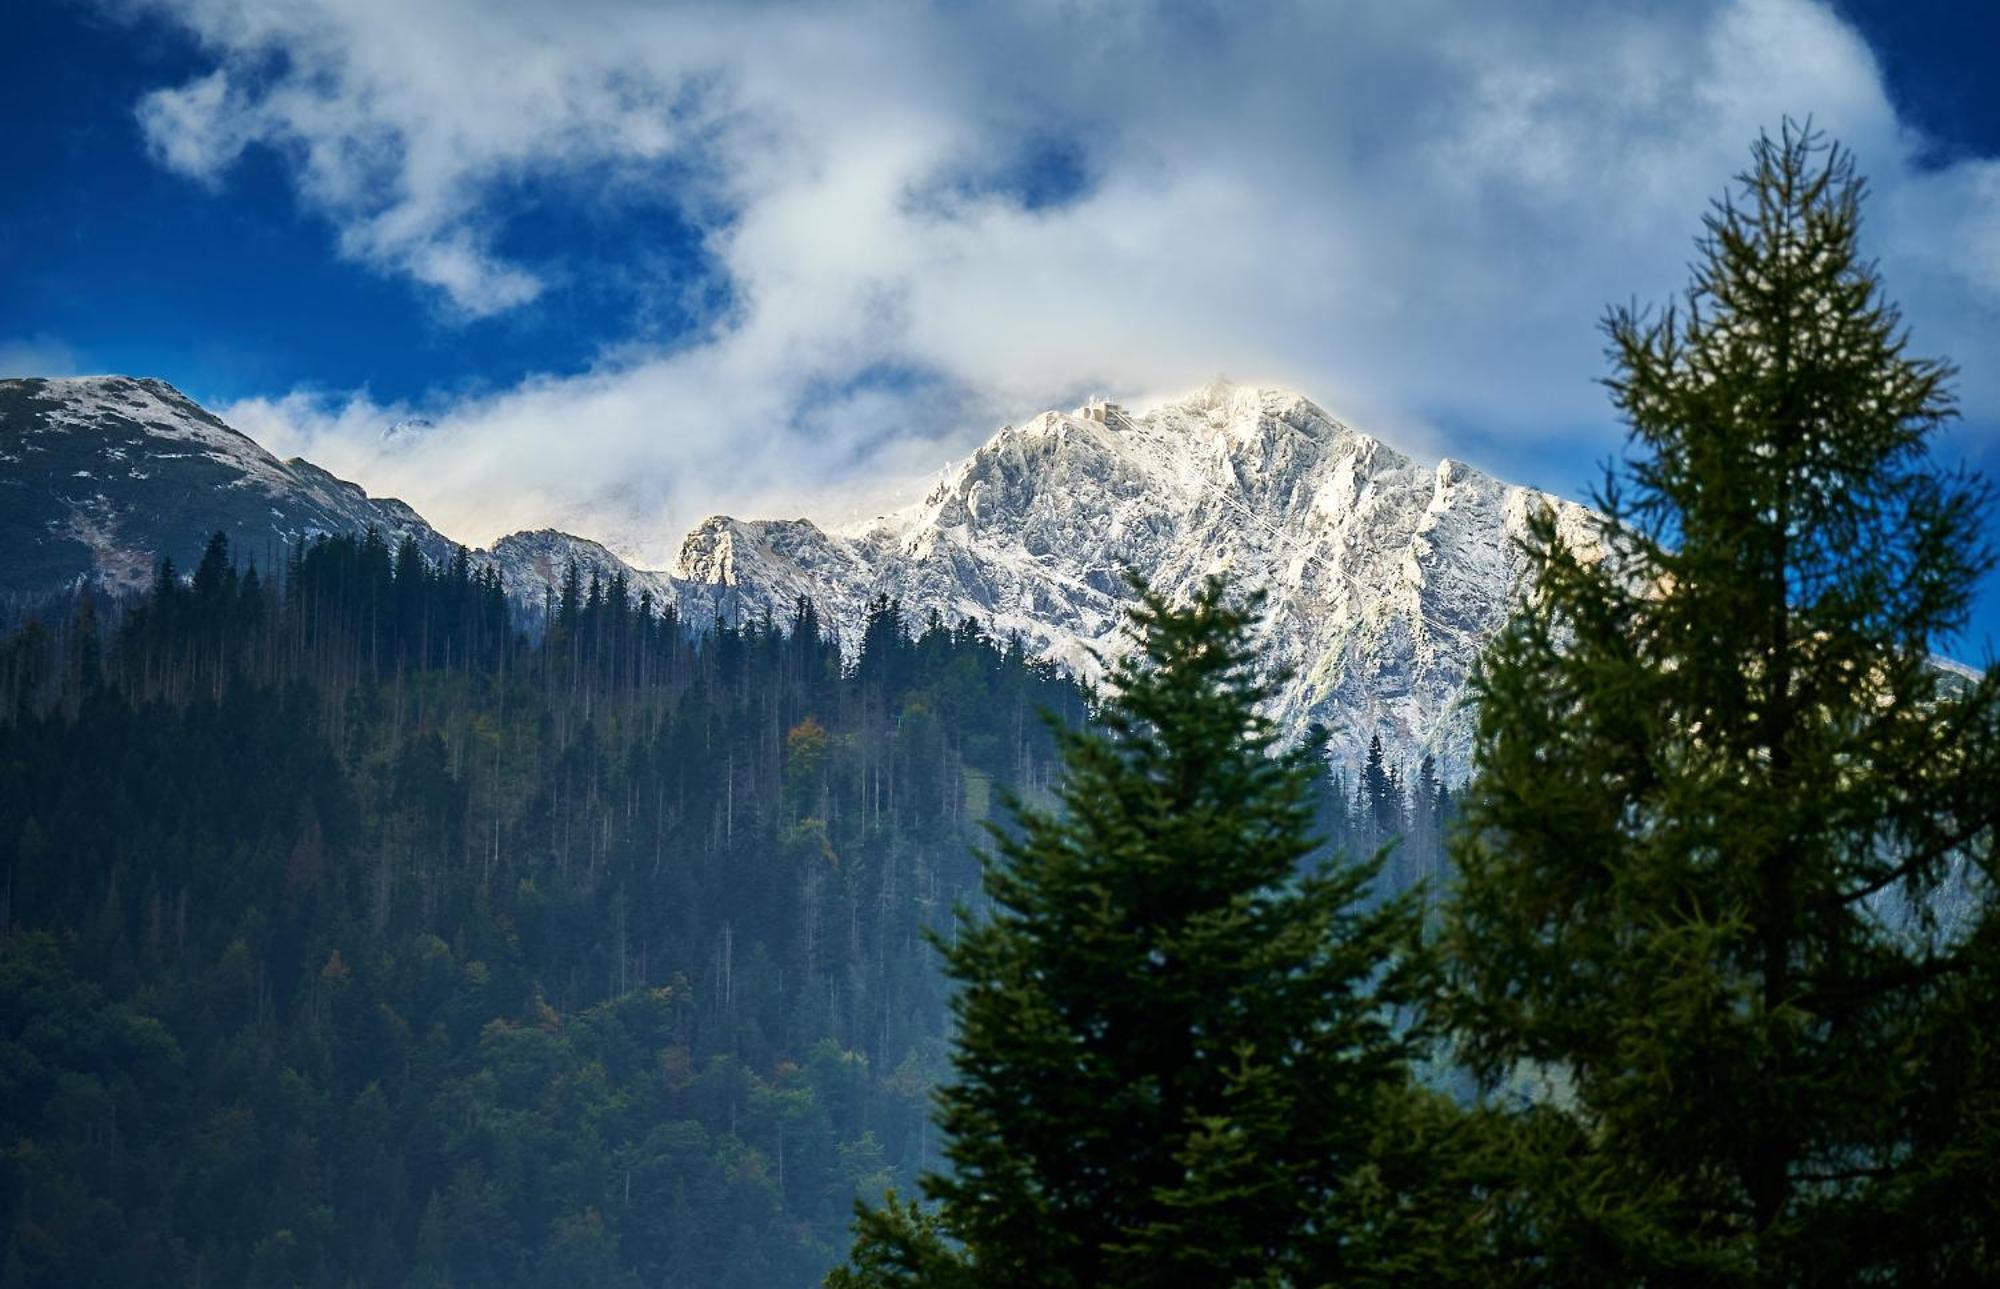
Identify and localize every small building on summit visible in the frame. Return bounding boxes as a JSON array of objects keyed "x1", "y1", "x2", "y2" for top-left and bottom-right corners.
[{"x1": 1080, "y1": 398, "x2": 1128, "y2": 426}]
